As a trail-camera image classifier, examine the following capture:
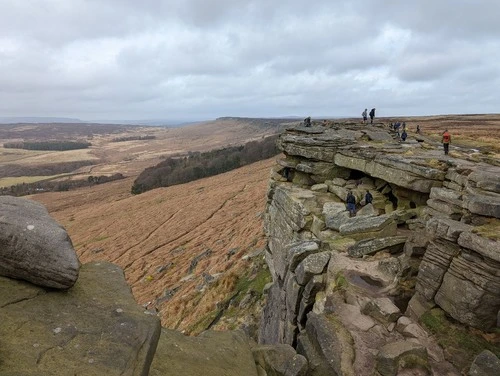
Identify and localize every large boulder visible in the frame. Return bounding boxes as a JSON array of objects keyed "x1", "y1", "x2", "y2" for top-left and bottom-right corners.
[
  {"x1": 252, "y1": 344, "x2": 308, "y2": 376},
  {"x1": 0, "y1": 196, "x2": 80, "y2": 289},
  {"x1": 0, "y1": 262, "x2": 161, "y2": 375}
]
